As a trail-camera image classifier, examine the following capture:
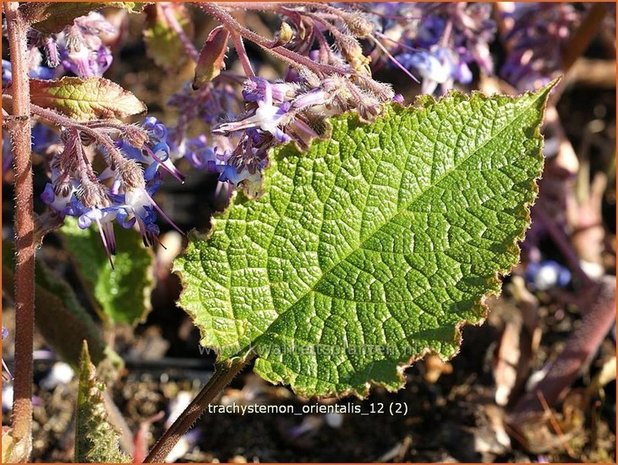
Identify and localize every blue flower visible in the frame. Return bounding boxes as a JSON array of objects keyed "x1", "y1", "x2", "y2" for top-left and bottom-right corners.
[
  {"x1": 416, "y1": 15, "x2": 446, "y2": 47},
  {"x1": 179, "y1": 135, "x2": 221, "y2": 171},
  {"x1": 525, "y1": 260, "x2": 571, "y2": 291},
  {"x1": 41, "y1": 117, "x2": 184, "y2": 257},
  {"x1": 217, "y1": 78, "x2": 292, "y2": 142},
  {"x1": 2, "y1": 60, "x2": 52, "y2": 84},
  {"x1": 398, "y1": 47, "x2": 453, "y2": 94},
  {"x1": 117, "y1": 117, "x2": 185, "y2": 182}
]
